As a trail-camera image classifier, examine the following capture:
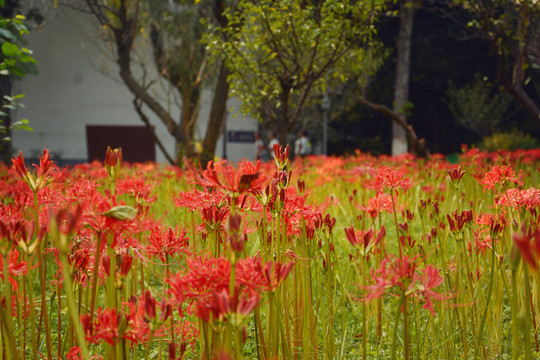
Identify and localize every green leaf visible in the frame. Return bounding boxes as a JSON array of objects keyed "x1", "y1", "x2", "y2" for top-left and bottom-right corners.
[
  {"x1": 2, "y1": 41, "x2": 19, "y2": 57},
  {"x1": 102, "y1": 205, "x2": 138, "y2": 220},
  {"x1": 0, "y1": 28, "x2": 17, "y2": 41},
  {"x1": 9, "y1": 66, "x2": 24, "y2": 77}
]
